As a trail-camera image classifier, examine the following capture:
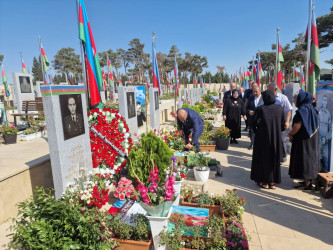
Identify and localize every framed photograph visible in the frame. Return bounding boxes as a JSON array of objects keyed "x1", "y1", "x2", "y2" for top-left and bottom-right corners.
[
  {"x1": 316, "y1": 81, "x2": 333, "y2": 173},
  {"x1": 59, "y1": 94, "x2": 85, "y2": 141},
  {"x1": 154, "y1": 91, "x2": 159, "y2": 110},
  {"x1": 19, "y1": 76, "x2": 32, "y2": 93},
  {"x1": 127, "y1": 92, "x2": 136, "y2": 119}
]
